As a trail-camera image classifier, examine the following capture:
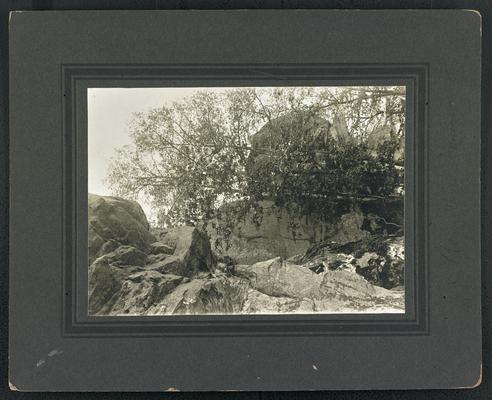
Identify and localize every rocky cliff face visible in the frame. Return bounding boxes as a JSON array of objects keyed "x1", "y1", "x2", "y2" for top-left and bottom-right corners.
[
  {"x1": 88, "y1": 194, "x2": 404, "y2": 316},
  {"x1": 206, "y1": 198, "x2": 402, "y2": 265}
]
